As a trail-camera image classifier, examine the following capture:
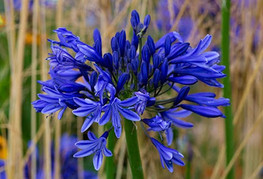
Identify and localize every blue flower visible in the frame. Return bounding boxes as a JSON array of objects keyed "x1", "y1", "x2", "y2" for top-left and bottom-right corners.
[
  {"x1": 60, "y1": 134, "x2": 98, "y2": 179},
  {"x1": 143, "y1": 108, "x2": 193, "y2": 145},
  {"x1": 94, "y1": 73, "x2": 115, "y2": 104},
  {"x1": 161, "y1": 108, "x2": 193, "y2": 129},
  {"x1": 99, "y1": 97, "x2": 140, "y2": 138},
  {"x1": 151, "y1": 138, "x2": 184, "y2": 173},
  {"x1": 74, "y1": 131, "x2": 112, "y2": 171},
  {"x1": 48, "y1": 45, "x2": 91, "y2": 71},
  {"x1": 134, "y1": 90, "x2": 155, "y2": 115},
  {"x1": 130, "y1": 10, "x2": 151, "y2": 38},
  {"x1": 32, "y1": 87, "x2": 80, "y2": 119},
  {"x1": 143, "y1": 115, "x2": 173, "y2": 145},
  {"x1": 72, "y1": 98, "x2": 102, "y2": 132}
]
